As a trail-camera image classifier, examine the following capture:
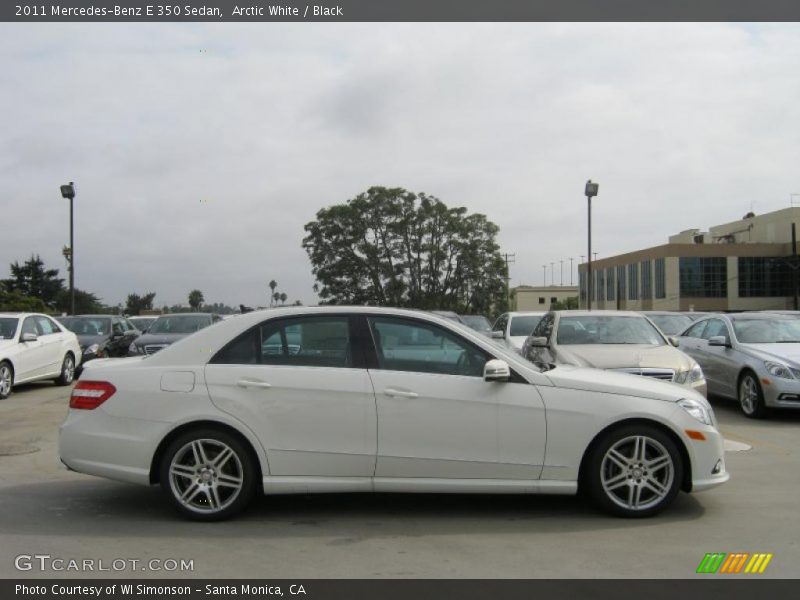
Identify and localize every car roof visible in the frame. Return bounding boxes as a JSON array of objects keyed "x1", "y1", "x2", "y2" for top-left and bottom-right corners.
[
  {"x1": 0, "y1": 312, "x2": 45, "y2": 318},
  {"x1": 553, "y1": 310, "x2": 646, "y2": 318},
  {"x1": 639, "y1": 311, "x2": 693, "y2": 317},
  {"x1": 154, "y1": 312, "x2": 216, "y2": 317},
  {"x1": 60, "y1": 314, "x2": 113, "y2": 318}
]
